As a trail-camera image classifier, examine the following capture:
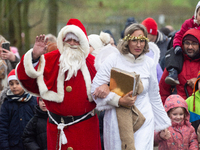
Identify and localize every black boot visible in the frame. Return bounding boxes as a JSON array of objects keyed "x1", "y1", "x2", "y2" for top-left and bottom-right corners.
[{"x1": 165, "y1": 68, "x2": 180, "y2": 86}]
